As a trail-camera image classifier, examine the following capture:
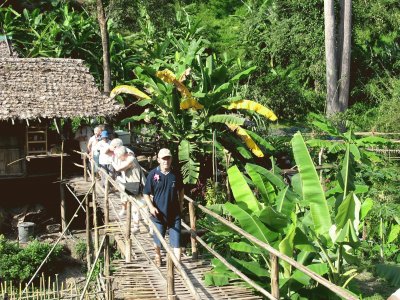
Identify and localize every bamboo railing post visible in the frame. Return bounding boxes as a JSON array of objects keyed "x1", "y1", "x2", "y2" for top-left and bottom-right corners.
[
  {"x1": 60, "y1": 140, "x2": 66, "y2": 232},
  {"x1": 167, "y1": 253, "x2": 176, "y2": 300},
  {"x1": 104, "y1": 179, "x2": 111, "y2": 300},
  {"x1": 270, "y1": 253, "x2": 279, "y2": 299},
  {"x1": 92, "y1": 161, "x2": 99, "y2": 255},
  {"x1": 83, "y1": 155, "x2": 87, "y2": 182},
  {"x1": 125, "y1": 200, "x2": 132, "y2": 262},
  {"x1": 188, "y1": 202, "x2": 198, "y2": 259},
  {"x1": 86, "y1": 161, "x2": 93, "y2": 270}
]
